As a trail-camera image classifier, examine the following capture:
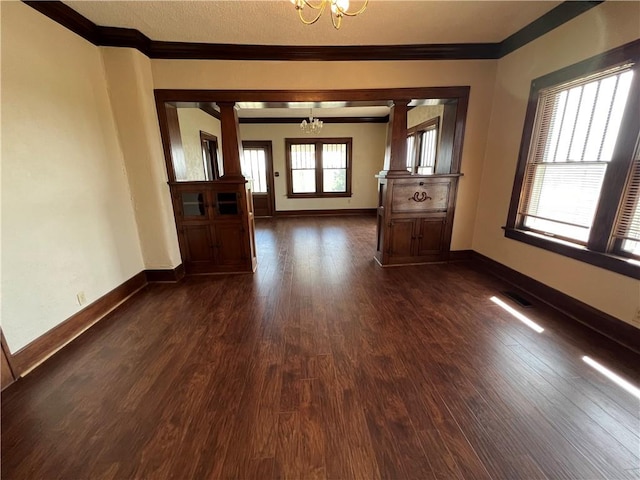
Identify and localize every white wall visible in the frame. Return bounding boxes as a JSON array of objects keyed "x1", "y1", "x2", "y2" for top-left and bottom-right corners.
[
  {"x1": 177, "y1": 108, "x2": 222, "y2": 180},
  {"x1": 474, "y1": 1, "x2": 640, "y2": 325},
  {"x1": 1, "y1": 3, "x2": 144, "y2": 352},
  {"x1": 240, "y1": 122, "x2": 387, "y2": 211}
]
